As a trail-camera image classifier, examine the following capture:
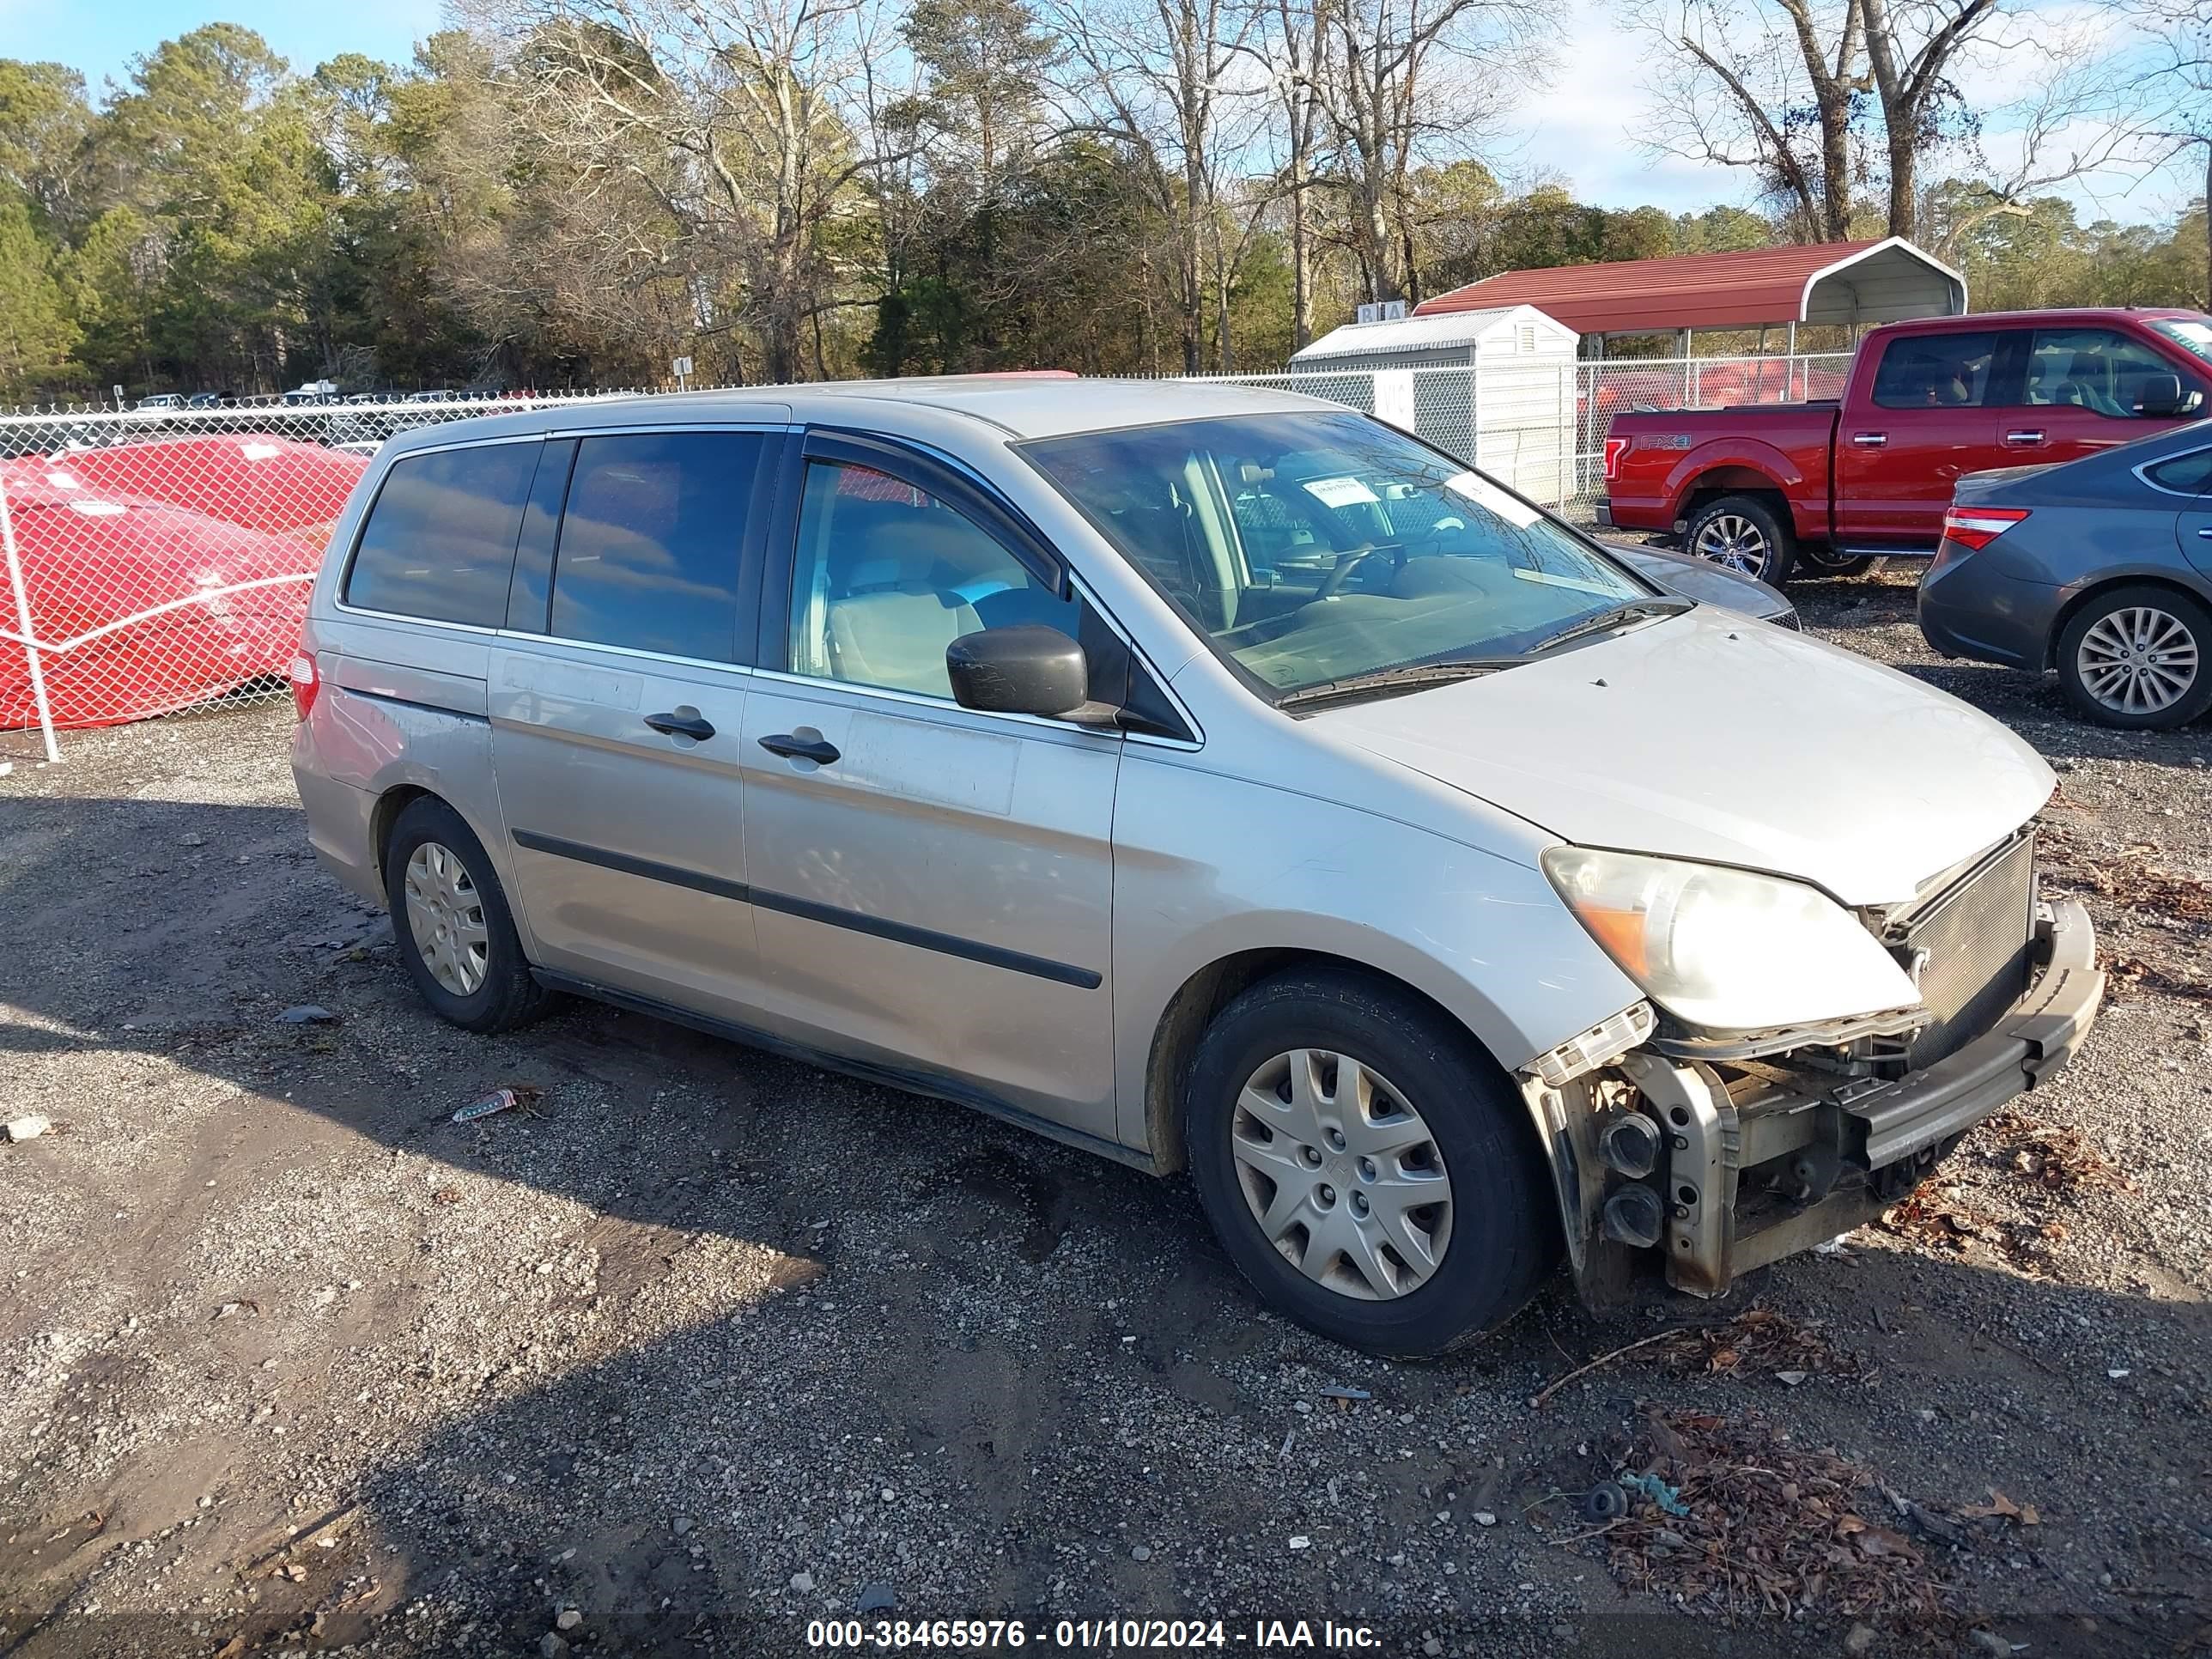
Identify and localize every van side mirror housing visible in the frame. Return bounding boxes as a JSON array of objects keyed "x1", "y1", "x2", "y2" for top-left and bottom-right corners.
[
  {"x1": 947, "y1": 625, "x2": 1091, "y2": 718},
  {"x1": 2133, "y1": 373, "x2": 2203, "y2": 418}
]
